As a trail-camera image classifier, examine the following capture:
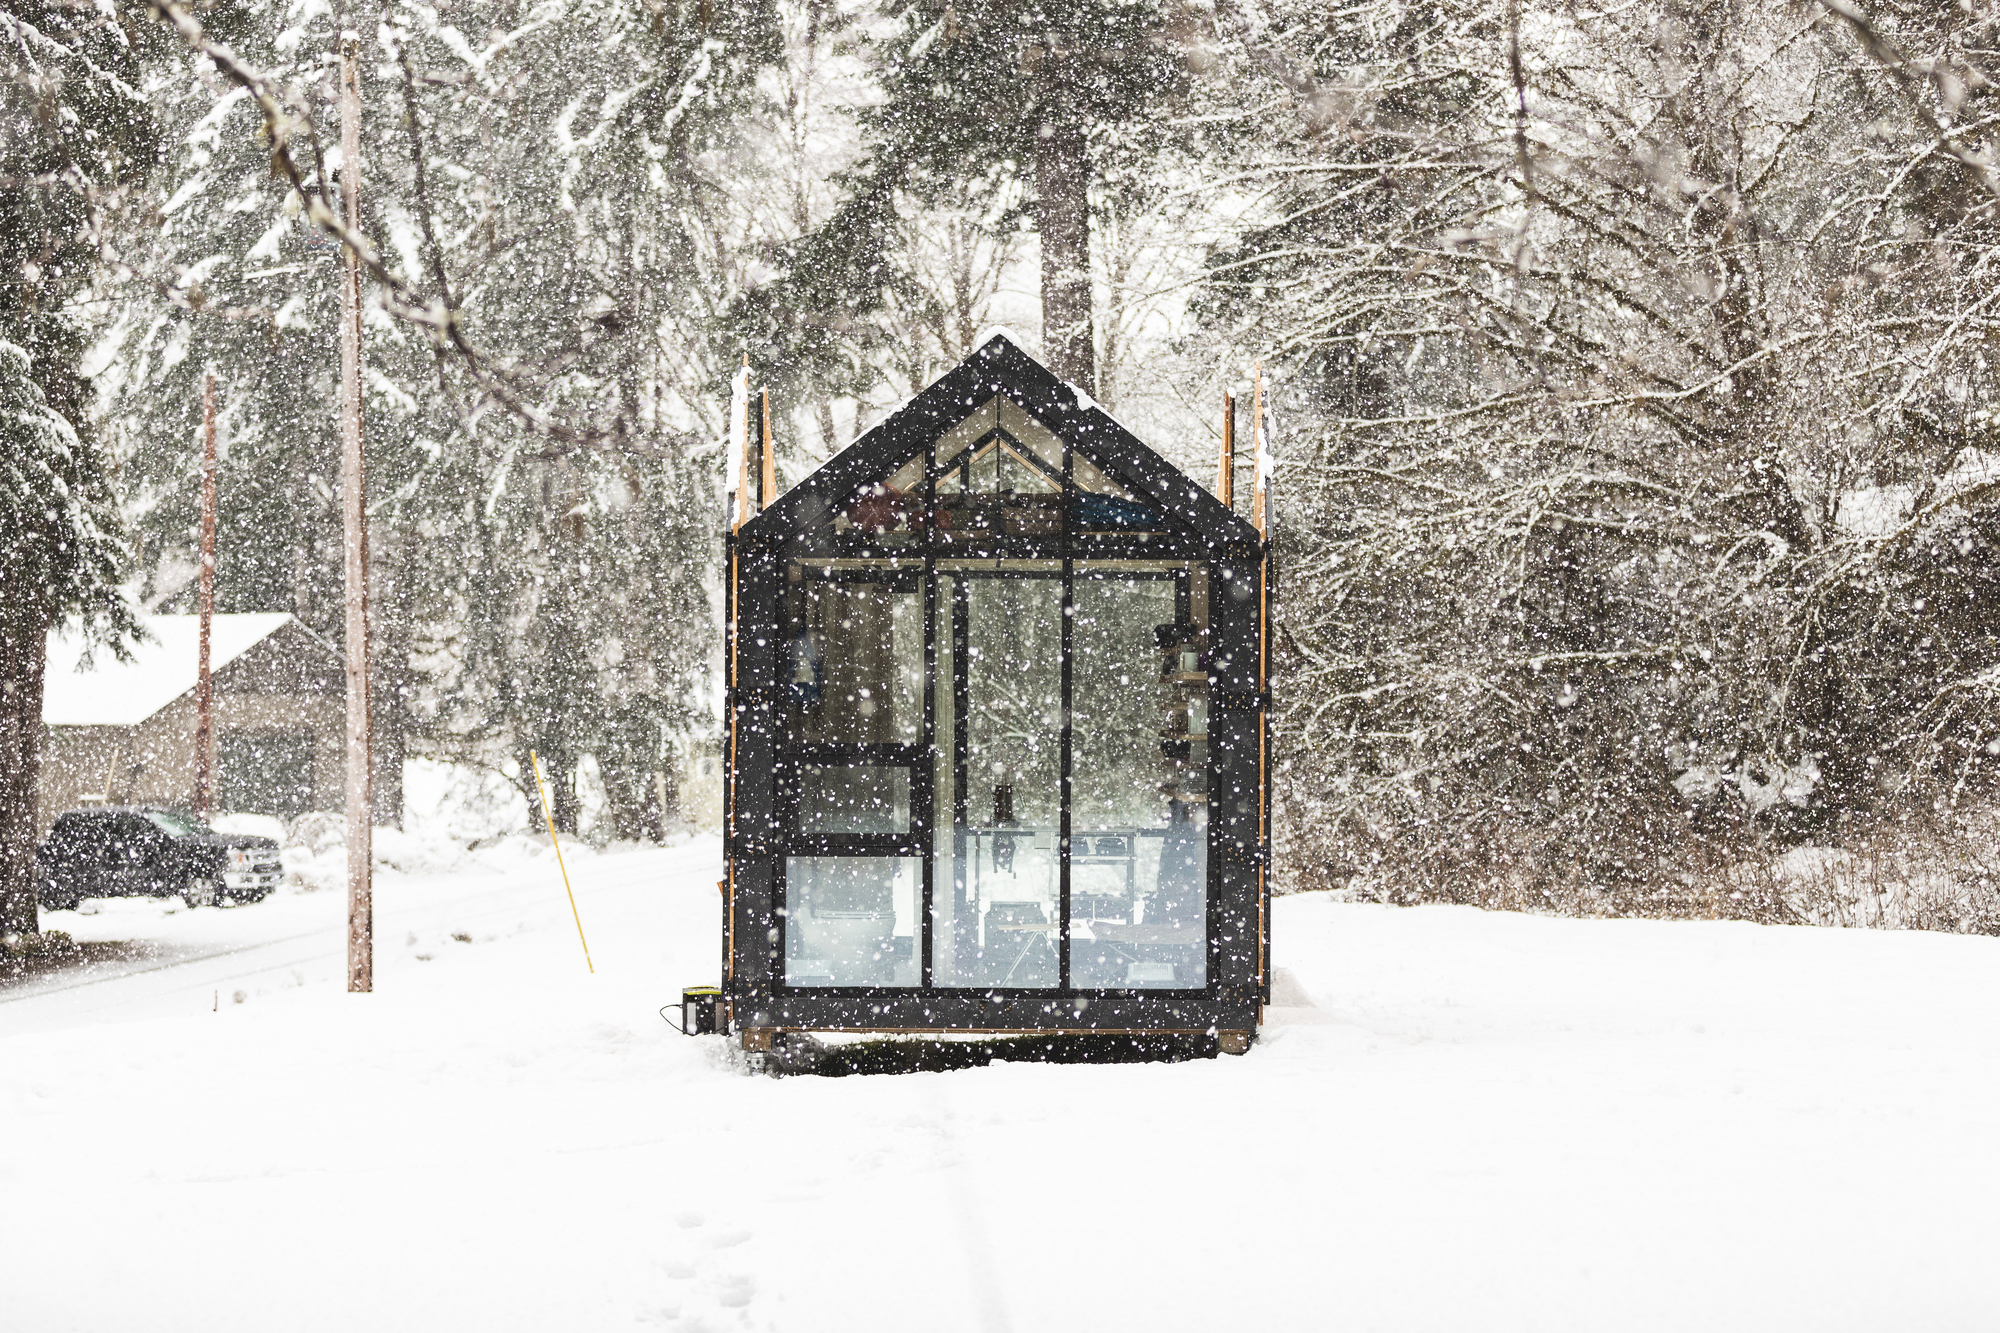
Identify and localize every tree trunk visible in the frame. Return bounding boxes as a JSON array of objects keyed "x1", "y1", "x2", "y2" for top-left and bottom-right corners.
[
  {"x1": 638, "y1": 778, "x2": 664, "y2": 843},
  {"x1": 551, "y1": 749, "x2": 581, "y2": 835},
  {"x1": 528, "y1": 739, "x2": 583, "y2": 837},
  {"x1": 522, "y1": 744, "x2": 581, "y2": 836},
  {"x1": 655, "y1": 759, "x2": 679, "y2": 834},
  {"x1": 370, "y1": 526, "x2": 408, "y2": 830},
  {"x1": 597, "y1": 744, "x2": 649, "y2": 843},
  {"x1": 1034, "y1": 116, "x2": 1094, "y2": 394},
  {"x1": 339, "y1": 31, "x2": 372, "y2": 995},
  {"x1": 0, "y1": 604, "x2": 51, "y2": 937}
]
